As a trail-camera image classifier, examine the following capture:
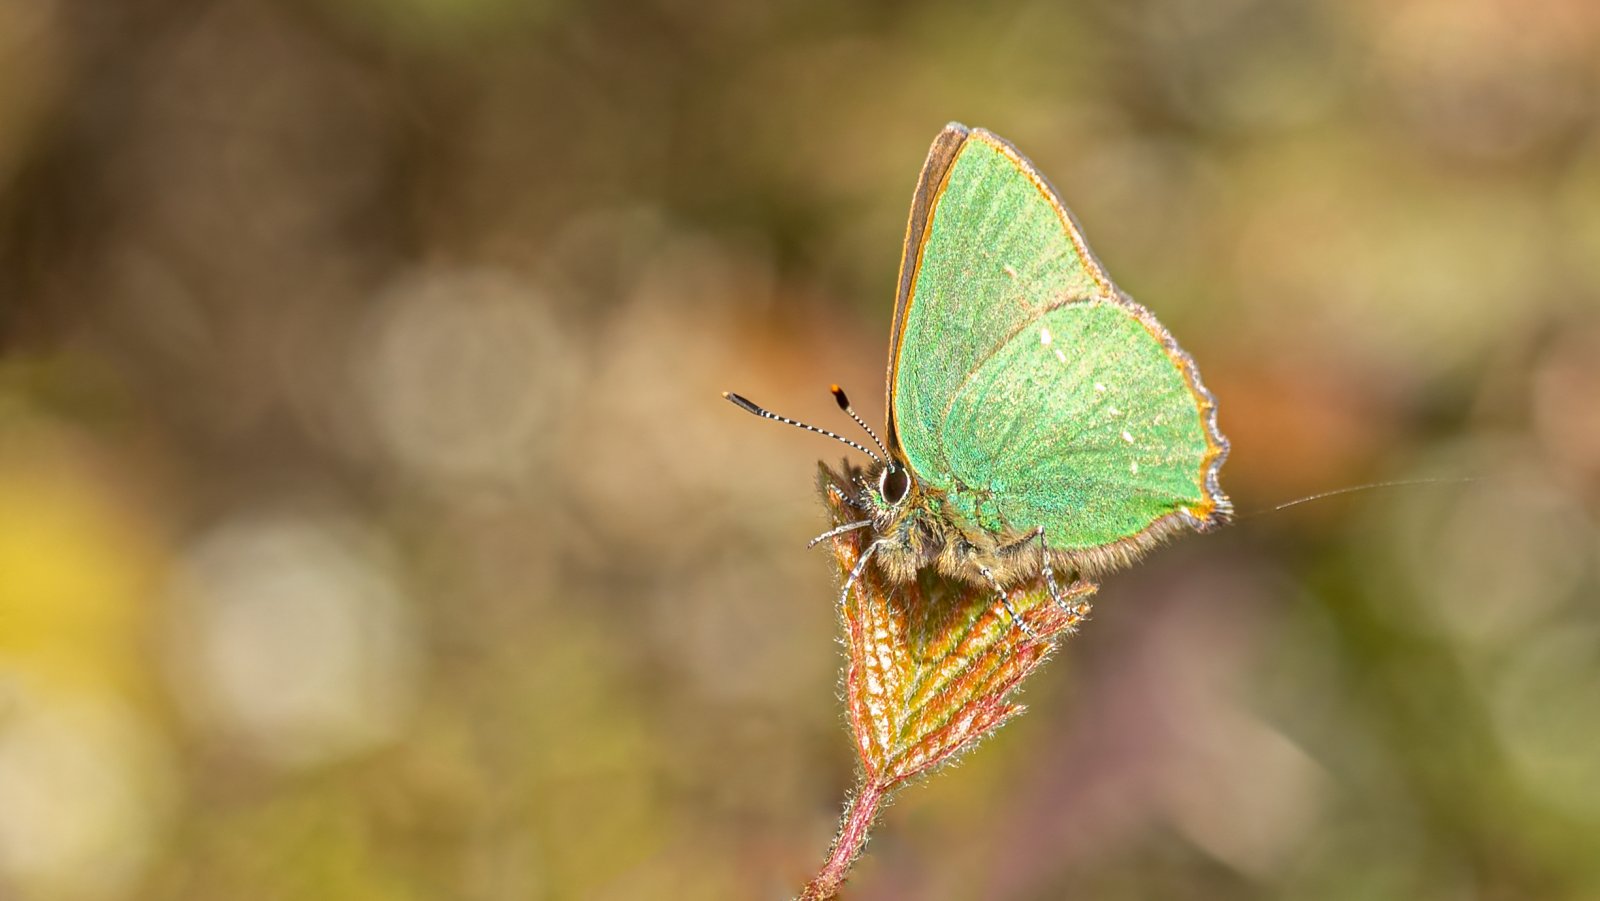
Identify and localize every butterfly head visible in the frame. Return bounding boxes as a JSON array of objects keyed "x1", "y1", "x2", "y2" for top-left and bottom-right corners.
[
  {"x1": 723, "y1": 386, "x2": 952, "y2": 583},
  {"x1": 876, "y1": 462, "x2": 911, "y2": 507},
  {"x1": 857, "y1": 458, "x2": 953, "y2": 583},
  {"x1": 857, "y1": 459, "x2": 918, "y2": 530}
]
